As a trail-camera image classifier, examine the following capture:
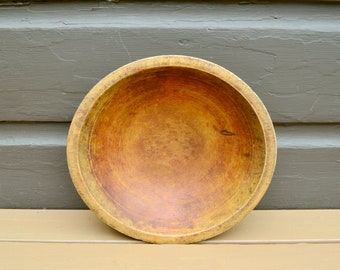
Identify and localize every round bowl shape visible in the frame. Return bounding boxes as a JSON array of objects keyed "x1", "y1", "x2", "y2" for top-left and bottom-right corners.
[{"x1": 67, "y1": 55, "x2": 276, "y2": 244}]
